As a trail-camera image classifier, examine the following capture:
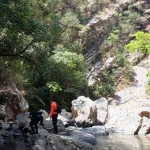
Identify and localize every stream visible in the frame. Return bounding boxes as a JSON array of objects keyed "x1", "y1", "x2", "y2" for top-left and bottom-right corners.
[
  {"x1": 1, "y1": 133, "x2": 150, "y2": 150},
  {"x1": 95, "y1": 133, "x2": 150, "y2": 150}
]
